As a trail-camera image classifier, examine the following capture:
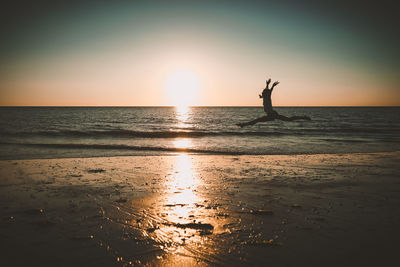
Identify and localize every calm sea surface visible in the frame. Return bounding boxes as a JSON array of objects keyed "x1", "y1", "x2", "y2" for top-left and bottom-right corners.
[{"x1": 0, "y1": 107, "x2": 399, "y2": 160}]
